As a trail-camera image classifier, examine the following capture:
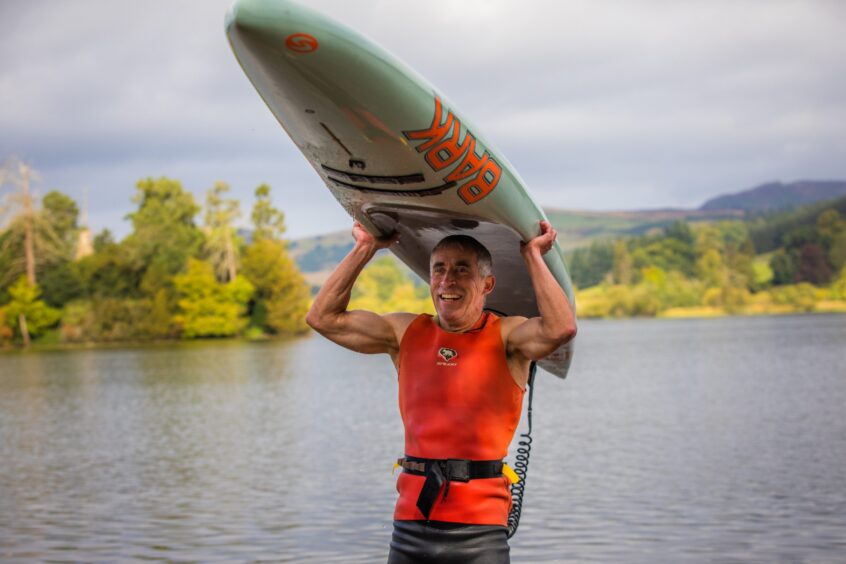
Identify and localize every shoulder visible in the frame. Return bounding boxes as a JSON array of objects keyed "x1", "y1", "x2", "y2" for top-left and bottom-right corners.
[
  {"x1": 384, "y1": 312, "x2": 422, "y2": 343},
  {"x1": 498, "y1": 315, "x2": 530, "y2": 357},
  {"x1": 498, "y1": 315, "x2": 529, "y2": 337}
]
